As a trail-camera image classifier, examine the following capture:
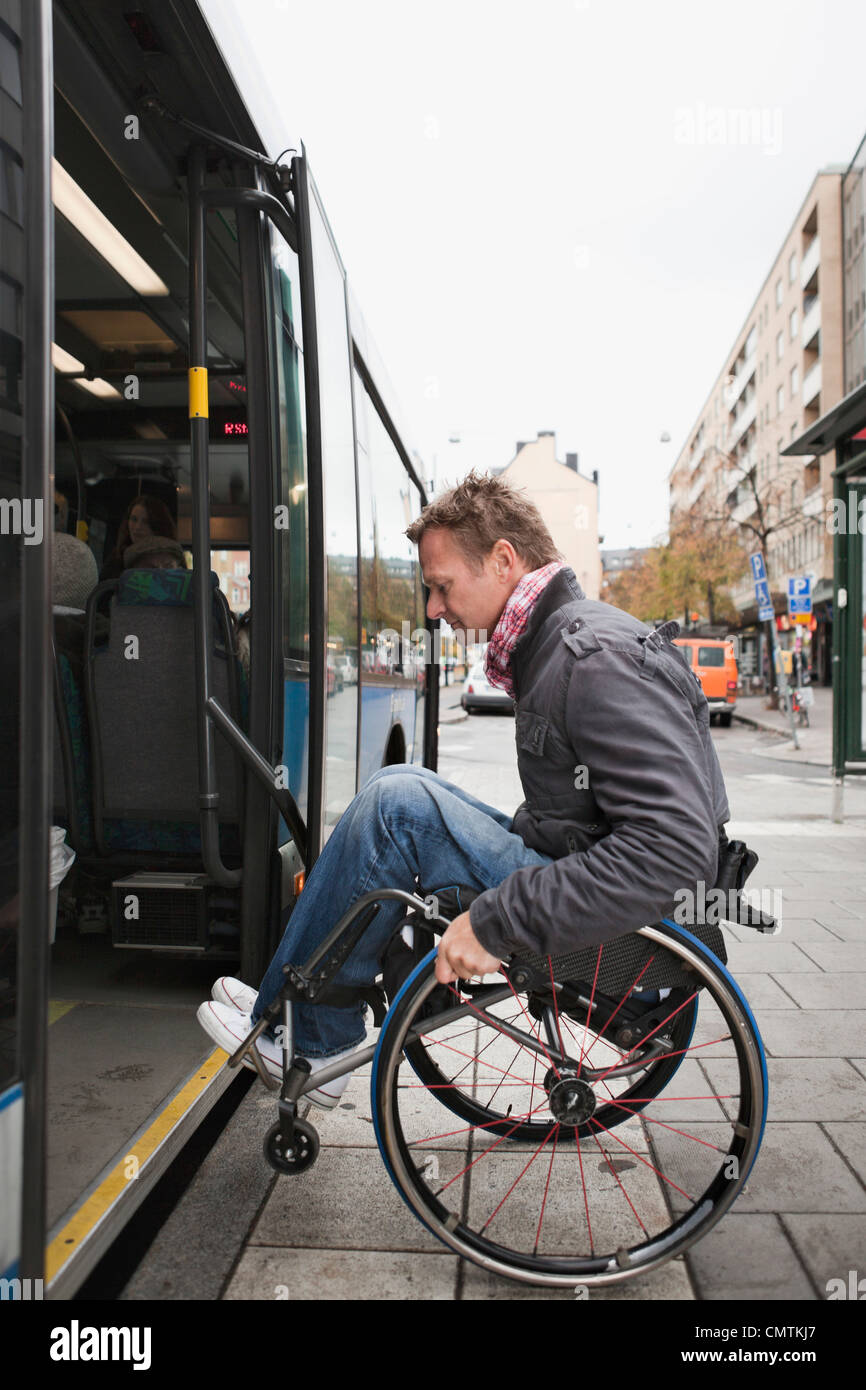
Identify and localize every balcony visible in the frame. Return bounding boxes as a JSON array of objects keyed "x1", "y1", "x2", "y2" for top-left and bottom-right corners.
[
  {"x1": 802, "y1": 359, "x2": 822, "y2": 406},
  {"x1": 688, "y1": 441, "x2": 706, "y2": 475},
  {"x1": 731, "y1": 490, "x2": 758, "y2": 525},
  {"x1": 726, "y1": 352, "x2": 757, "y2": 409},
  {"x1": 728, "y1": 394, "x2": 757, "y2": 448},
  {"x1": 801, "y1": 296, "x2": 820, "y2": 348},
  {"x1": 800, "y1": 235, "x2": 820, "y2": 290},
  {"x1": 803, "y1": 485, "x2": 823, "y2": 518},
  {"x1": 687, "y1": 472, "x2": 707, "y2": 506}
]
